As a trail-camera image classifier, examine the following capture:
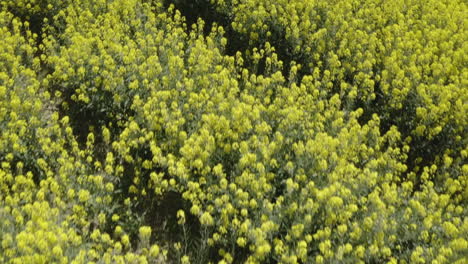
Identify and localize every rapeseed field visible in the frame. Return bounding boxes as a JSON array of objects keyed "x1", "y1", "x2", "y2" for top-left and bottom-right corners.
[{"x1": 0, "y1": 0, "x2": 466, "y2": 263}]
